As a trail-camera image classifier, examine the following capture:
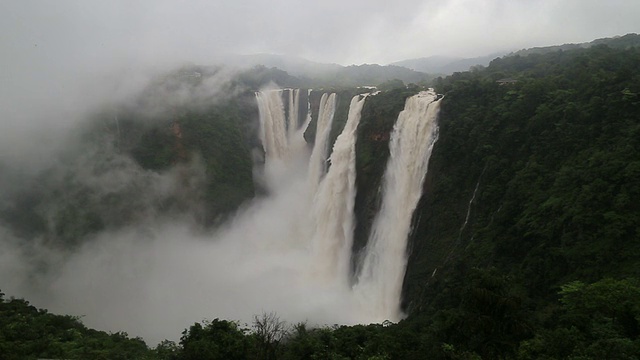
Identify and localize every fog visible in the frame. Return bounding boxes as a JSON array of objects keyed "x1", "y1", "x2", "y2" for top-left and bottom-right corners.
[
  {"x1": 0, "y1": 186, "x2": 365, "y2": 345},
  {"x1": 0, "y1": 111, "x2": 369, "y2": 345},
  {"x1": 0, "y1": 69, "x2": 369, "y2": 344},
  {"x1": 2, "y1": 1, "x2": 639, "y2": 67}
]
